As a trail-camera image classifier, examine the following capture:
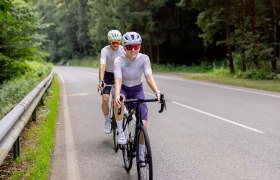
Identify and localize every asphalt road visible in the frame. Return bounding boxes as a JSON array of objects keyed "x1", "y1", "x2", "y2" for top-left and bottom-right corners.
[{"x1": 51, "y1": 66, "x2": 280, "y2": 180}]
